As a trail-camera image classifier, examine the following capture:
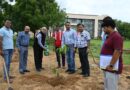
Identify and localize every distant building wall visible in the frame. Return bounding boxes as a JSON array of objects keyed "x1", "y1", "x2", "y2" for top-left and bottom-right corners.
[{"x1": 66, "y1": 13, "x2": 107, "y2": 38}]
